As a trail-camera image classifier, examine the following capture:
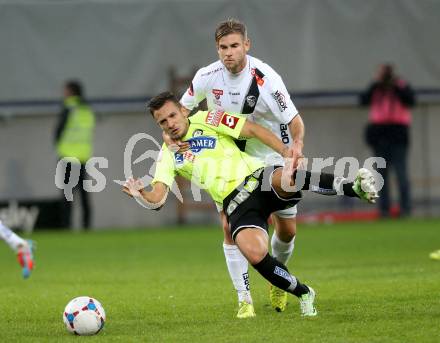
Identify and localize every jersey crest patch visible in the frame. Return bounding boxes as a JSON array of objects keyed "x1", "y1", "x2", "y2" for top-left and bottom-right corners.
[
  {"x1": 205, "y1": 110, "x2": 224, "y2": 127},
  {"x1": 246, "y1": 95, "x2": 257, "y2": 108},
  {"x1": 212, "y1": 89, "x2": 224, "y2": 100},
  {"x1": 221, "y1": 114, "x2": 239, "y2": 129},
  {"x1": 193, "y1": 129, "x2": 203, "y2": 137}
]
